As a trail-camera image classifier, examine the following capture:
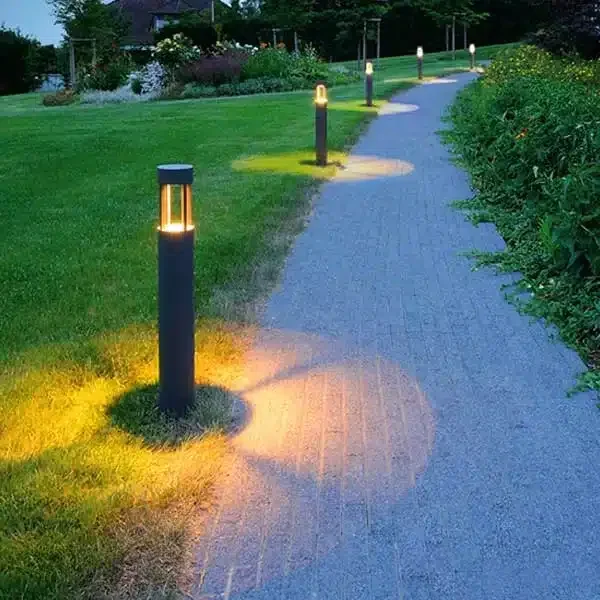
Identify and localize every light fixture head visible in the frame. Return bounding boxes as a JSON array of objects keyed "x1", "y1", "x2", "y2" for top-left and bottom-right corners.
[
  {"x1": 157, "y1": 164, "x2": 194, "y2": 233},
  {"x1": 365, "y1": 61, "x2": 374, "y2": 75},
  {"x1": 469, "y1": 43, "x2": 476, "y2": 54},
  {"x1": 315, "y1": 83, "x2": 328, "y2": 106},
  {"x1": 417, "y1": 46, "x2": 424, "y2": 59}
]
